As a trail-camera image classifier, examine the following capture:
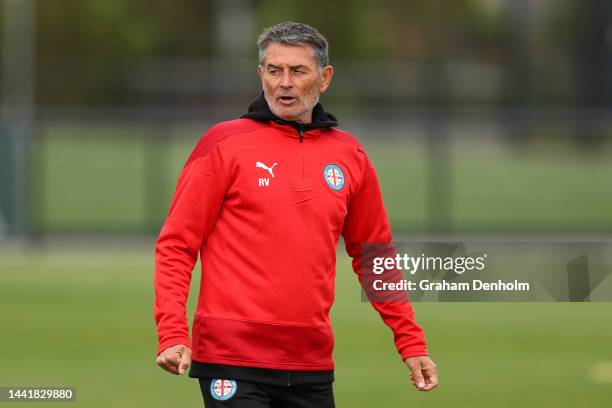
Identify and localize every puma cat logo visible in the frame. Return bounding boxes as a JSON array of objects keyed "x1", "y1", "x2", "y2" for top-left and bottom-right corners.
[{"x1": 255, "y1": 161, "x2": 278, "y2": 178}]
